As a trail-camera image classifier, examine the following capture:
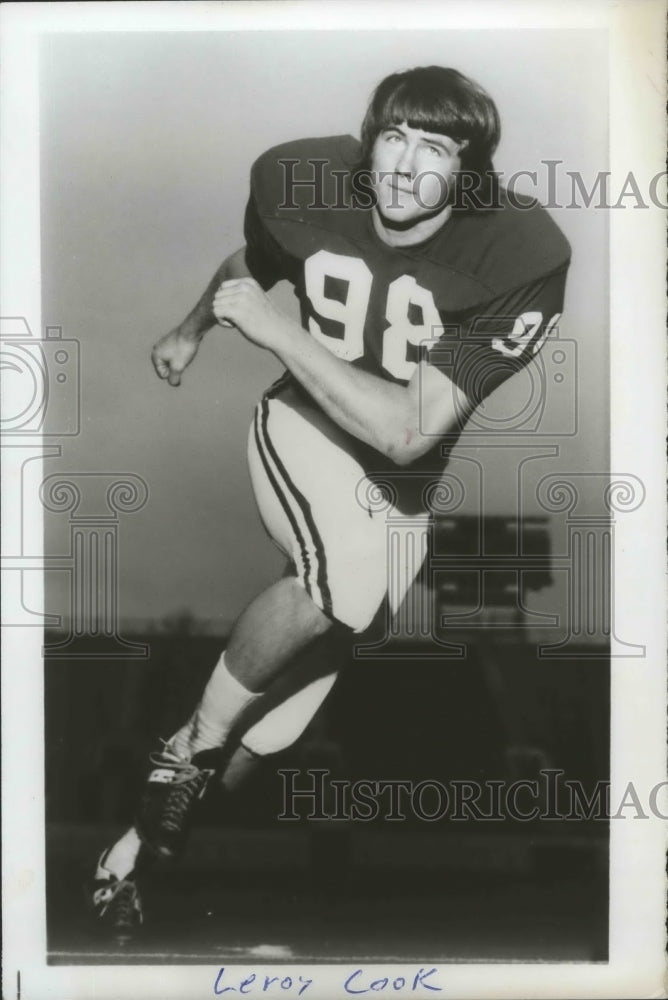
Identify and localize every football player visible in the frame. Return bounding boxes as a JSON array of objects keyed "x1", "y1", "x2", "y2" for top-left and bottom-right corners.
[{"x1": 90, "y1": 65, "x2": 570, "y2": 941}]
